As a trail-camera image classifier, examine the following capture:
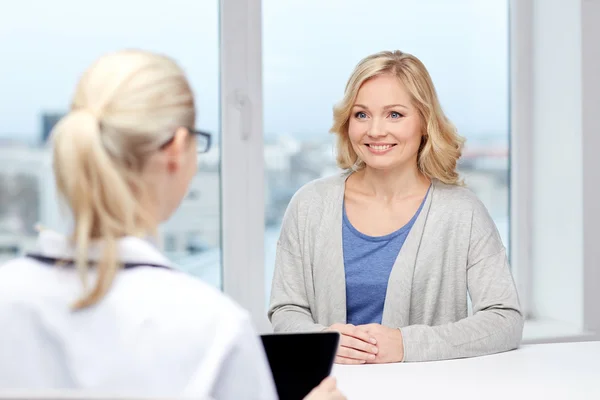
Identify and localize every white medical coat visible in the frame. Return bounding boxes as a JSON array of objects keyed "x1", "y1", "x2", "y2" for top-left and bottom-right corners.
[{"x1": 0, "y1": 230, "x2": 277, "y2": 399}]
